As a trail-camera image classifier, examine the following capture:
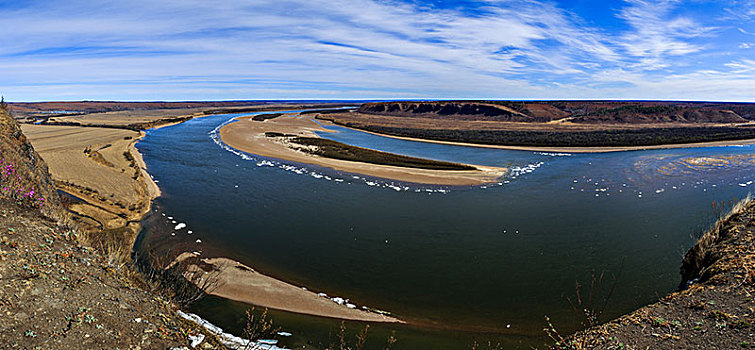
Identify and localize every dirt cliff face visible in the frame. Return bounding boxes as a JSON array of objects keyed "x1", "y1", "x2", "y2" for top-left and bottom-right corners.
[
  {"x1": 358, "y1": 101, "x2": 755, "y2": 124},
  {"x1": 0, "y1": 107, "x2": 221, "y2": 349},
  {"x1": 0, "y1": 108, "x2": 61, "y2": 216},
  {"x1": 358, "y1": 101, "x2": 543, "y2": 122}
]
